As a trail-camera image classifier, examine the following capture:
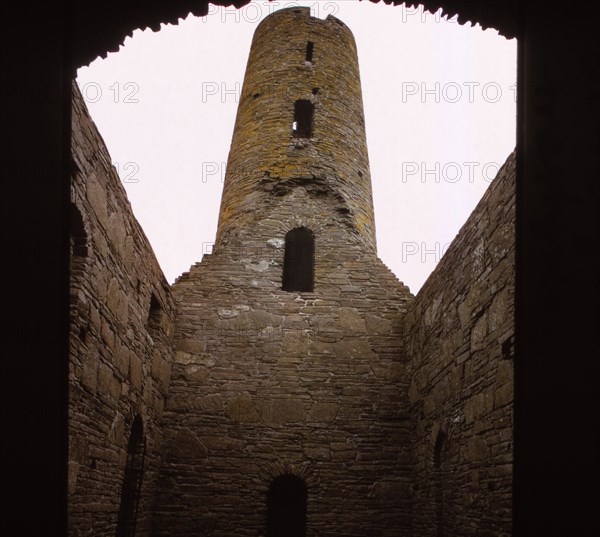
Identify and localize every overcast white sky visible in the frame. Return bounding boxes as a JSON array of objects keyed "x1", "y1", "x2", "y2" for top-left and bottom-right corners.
[{"x1": 76, "y1": 0, "x2": 516, "y2": 294}]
